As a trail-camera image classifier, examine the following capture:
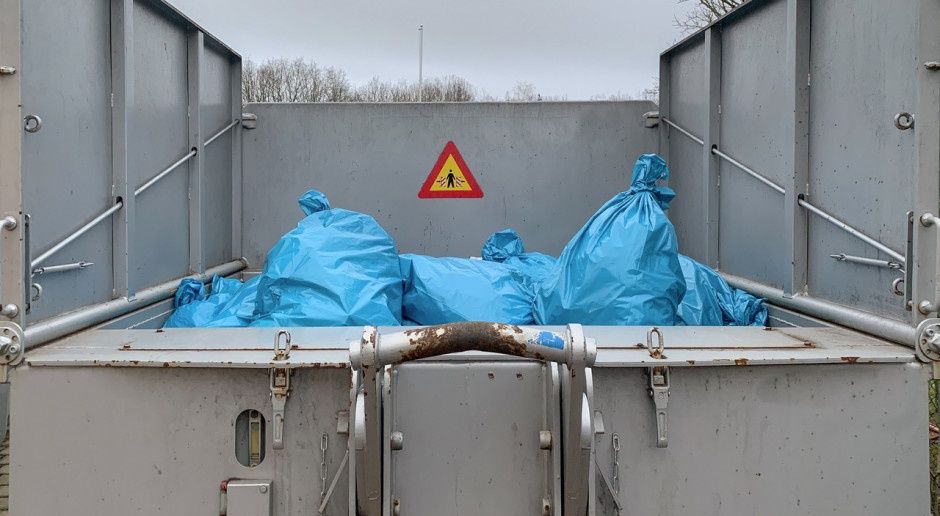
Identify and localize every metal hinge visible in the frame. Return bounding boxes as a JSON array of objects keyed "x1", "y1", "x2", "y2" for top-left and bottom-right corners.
[
  {"x1": 270, "y1": 330, "x2": 292, "y2": 450},
  {"x1": 646, "y1": 327, "x2": 669, "y2": 448}
]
